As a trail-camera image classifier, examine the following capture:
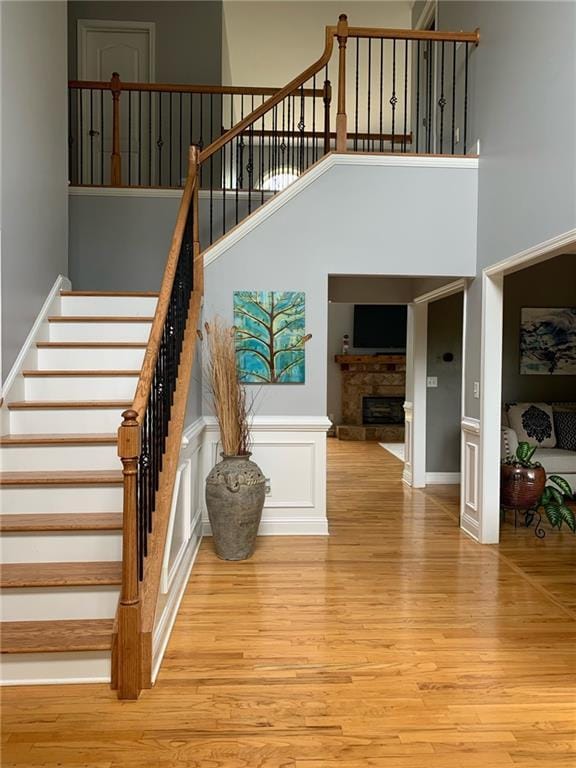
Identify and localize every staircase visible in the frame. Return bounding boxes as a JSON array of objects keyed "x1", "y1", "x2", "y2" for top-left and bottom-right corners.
[{"x1": 0, "y1": 290, "x2": 157, "y2": 684}]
